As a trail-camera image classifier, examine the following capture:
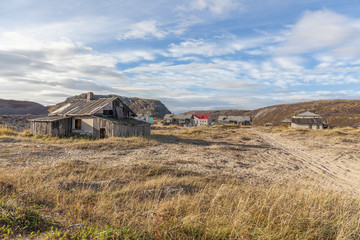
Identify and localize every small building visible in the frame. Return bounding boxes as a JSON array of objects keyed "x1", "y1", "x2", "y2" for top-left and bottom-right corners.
[
  {"x1": 193, "y1": 114, "x2": 212, "y2": 126},
  {"x1": 163, "y1": 114, "x2": 194, "y2": 126},
  {"x1": 218, "y1": 116, "x2": 251, "y2": 125},
  {"x1": 135, "y1": 114, "x2": 154, "y2": 124},
  {"x1": 29, "y1": 92, "x2": 151, "y2": 138},
  {"x1": 291, "y1": 111, "x2": 324, "y2": 129},
  {"x1": 281, "y1": 118, "x2": 292, "y2": 126}
]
